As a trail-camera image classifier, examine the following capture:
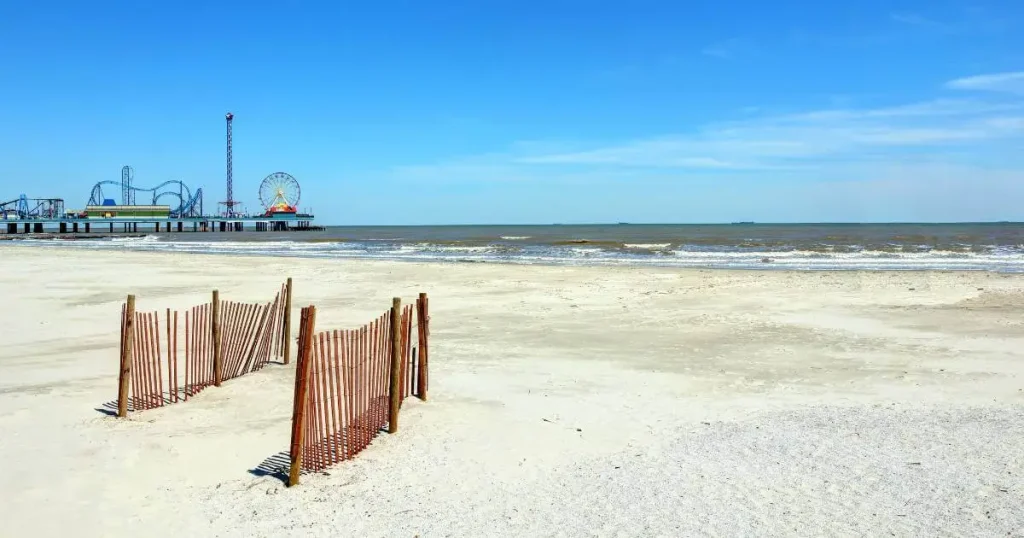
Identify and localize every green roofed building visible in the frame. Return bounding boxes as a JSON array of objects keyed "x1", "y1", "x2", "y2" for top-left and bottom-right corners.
[{"x1": 84, "y1": 205, "x2": 171, "y2": 219}]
